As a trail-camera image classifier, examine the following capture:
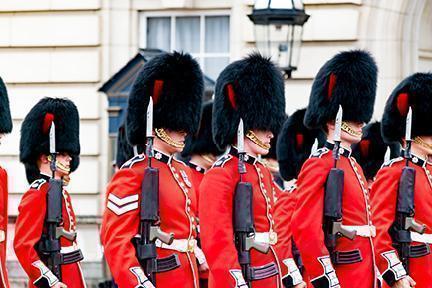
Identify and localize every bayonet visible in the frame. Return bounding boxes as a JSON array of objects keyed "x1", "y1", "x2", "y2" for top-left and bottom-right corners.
[
  {"x1": 311, "y1": 138, "x2": 319, "y2": 154},
  {"x1": 334, "y1": 105, "x2": 343, "y2": 143}
]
